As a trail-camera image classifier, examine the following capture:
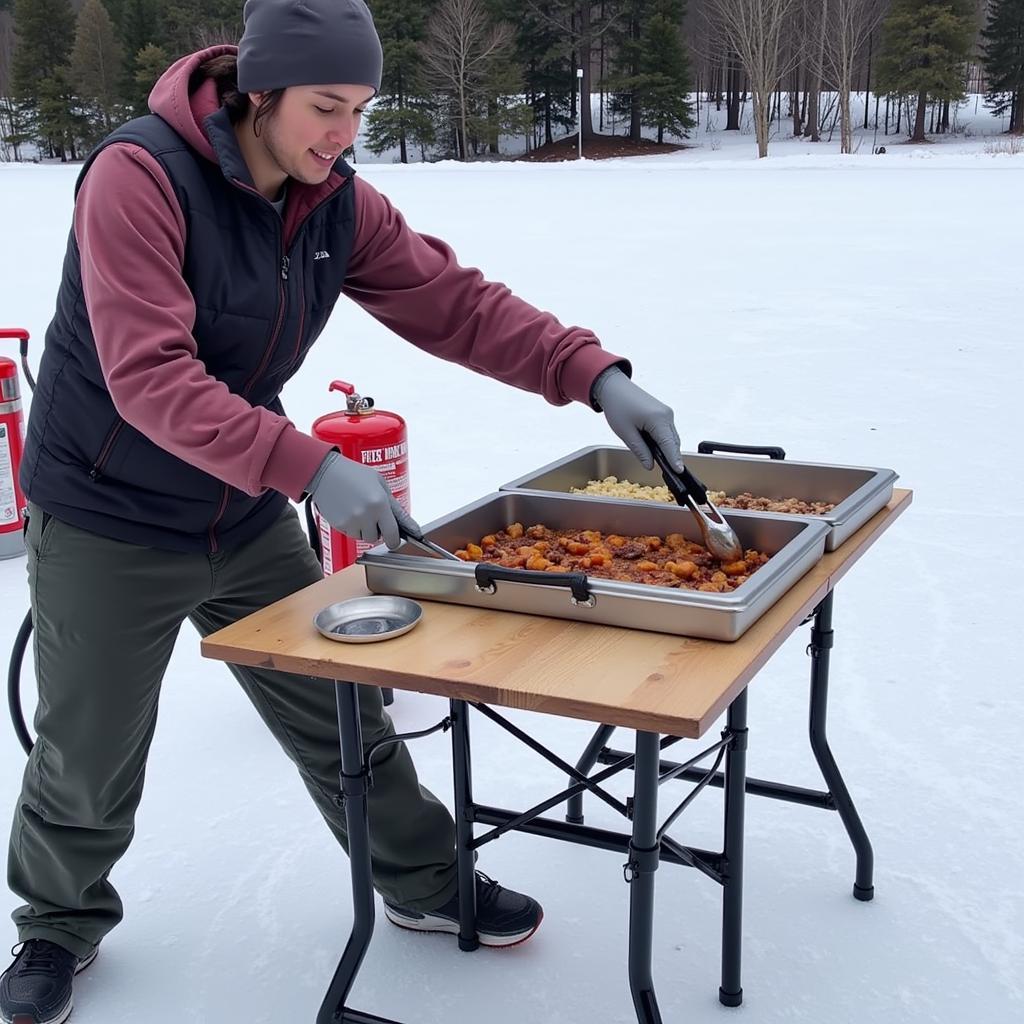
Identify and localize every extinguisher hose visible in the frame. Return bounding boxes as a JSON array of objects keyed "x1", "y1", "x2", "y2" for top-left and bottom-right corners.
[
  {"x1": 8, "y1": 610, "x2": 34, "y2": 757},
  {"x1": 20, "y1": 353, "x2": 35, "y2": 394}
]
